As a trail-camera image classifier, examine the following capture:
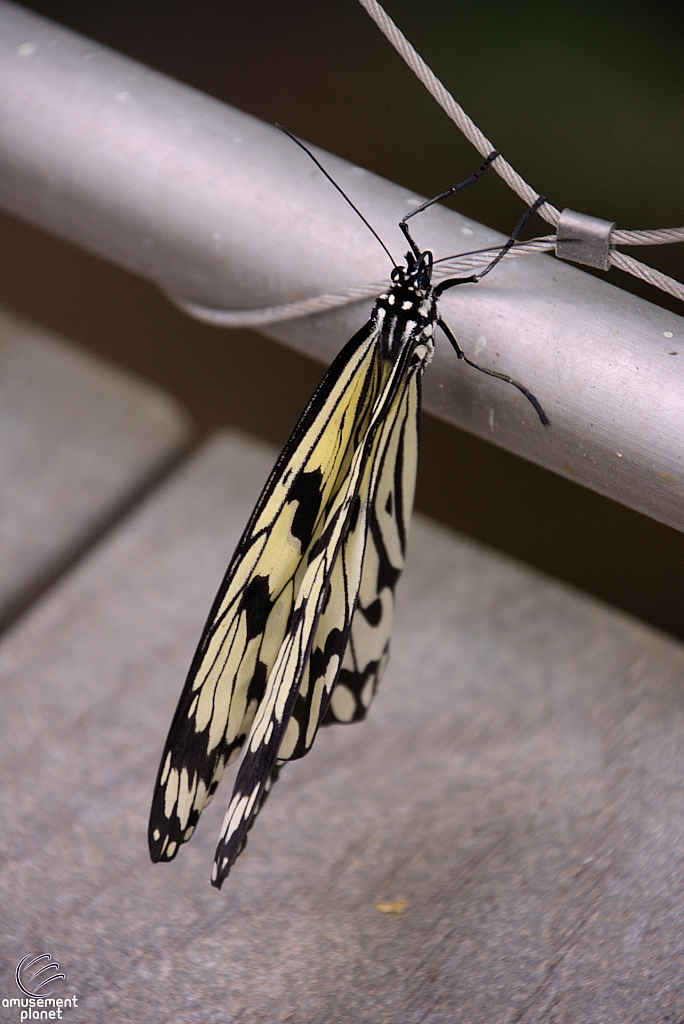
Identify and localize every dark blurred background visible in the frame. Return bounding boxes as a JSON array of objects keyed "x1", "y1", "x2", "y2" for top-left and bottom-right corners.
[{"x1": 3, "y1": 0, "x2": 684, "y2": 638}]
